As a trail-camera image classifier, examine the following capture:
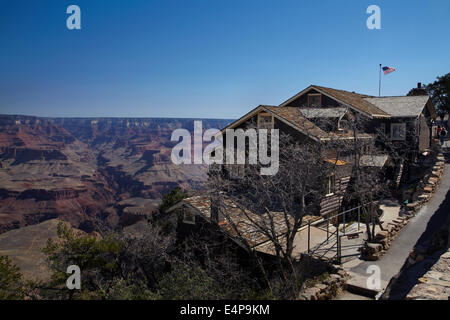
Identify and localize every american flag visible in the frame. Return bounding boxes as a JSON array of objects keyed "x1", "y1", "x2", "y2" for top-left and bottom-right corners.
[{"x1": 382, "y1": 66, "x2": 396, "y2": 75}]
